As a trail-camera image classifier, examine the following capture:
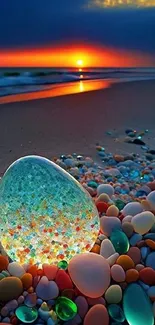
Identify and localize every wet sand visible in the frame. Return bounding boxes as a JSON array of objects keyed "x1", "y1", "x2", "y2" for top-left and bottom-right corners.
[{"x1": 0, "y1": 79, "x2": 155, "y2": 174}]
